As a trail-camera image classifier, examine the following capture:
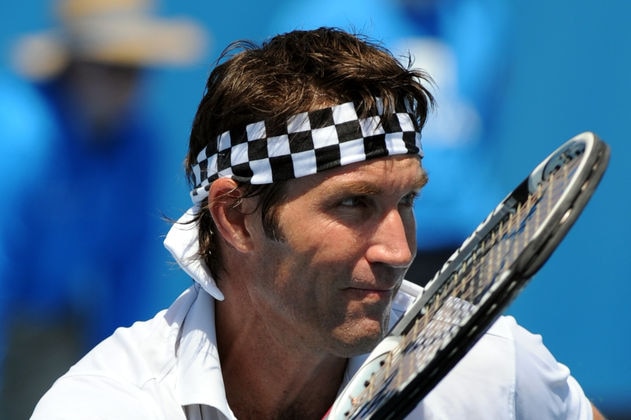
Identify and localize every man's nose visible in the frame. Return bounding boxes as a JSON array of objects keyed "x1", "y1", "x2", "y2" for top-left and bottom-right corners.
[{"x1": 365, "y1": 209, "x2": 415, "y2": 268}]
